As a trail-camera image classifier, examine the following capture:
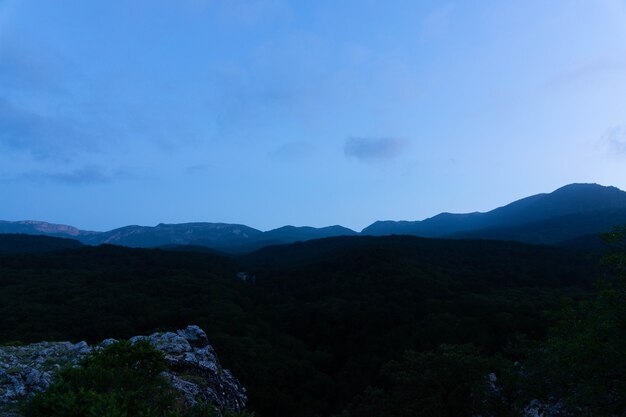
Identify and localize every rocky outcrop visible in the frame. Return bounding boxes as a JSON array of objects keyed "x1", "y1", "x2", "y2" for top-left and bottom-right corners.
[
  {"x1": 523, "y1": 399, "x2": 570, "y2": 417},
  {"x1": 0, "y1": 325, "x2": 246, "y2": 416},
  {"x1": 476, "y1": 373, "x2": 571, "y2": 417}
]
